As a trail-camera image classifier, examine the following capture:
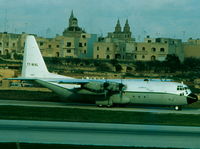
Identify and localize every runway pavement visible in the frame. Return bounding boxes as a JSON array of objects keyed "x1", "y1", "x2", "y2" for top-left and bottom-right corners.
[
  {"x1": 0, "y1": 99, "x2": 200, "y2": 114},
  {"x1": 0, "y1": 120, "x2": 200, "y2": 148}
]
